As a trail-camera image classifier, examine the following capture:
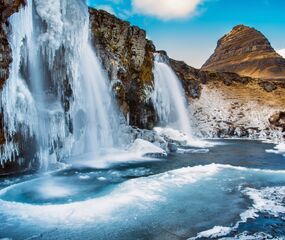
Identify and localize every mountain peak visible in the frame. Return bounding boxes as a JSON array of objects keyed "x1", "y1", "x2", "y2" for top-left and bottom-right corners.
[{"x1": 202, "y1": 25, "x2": 285, "y2": 79}]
